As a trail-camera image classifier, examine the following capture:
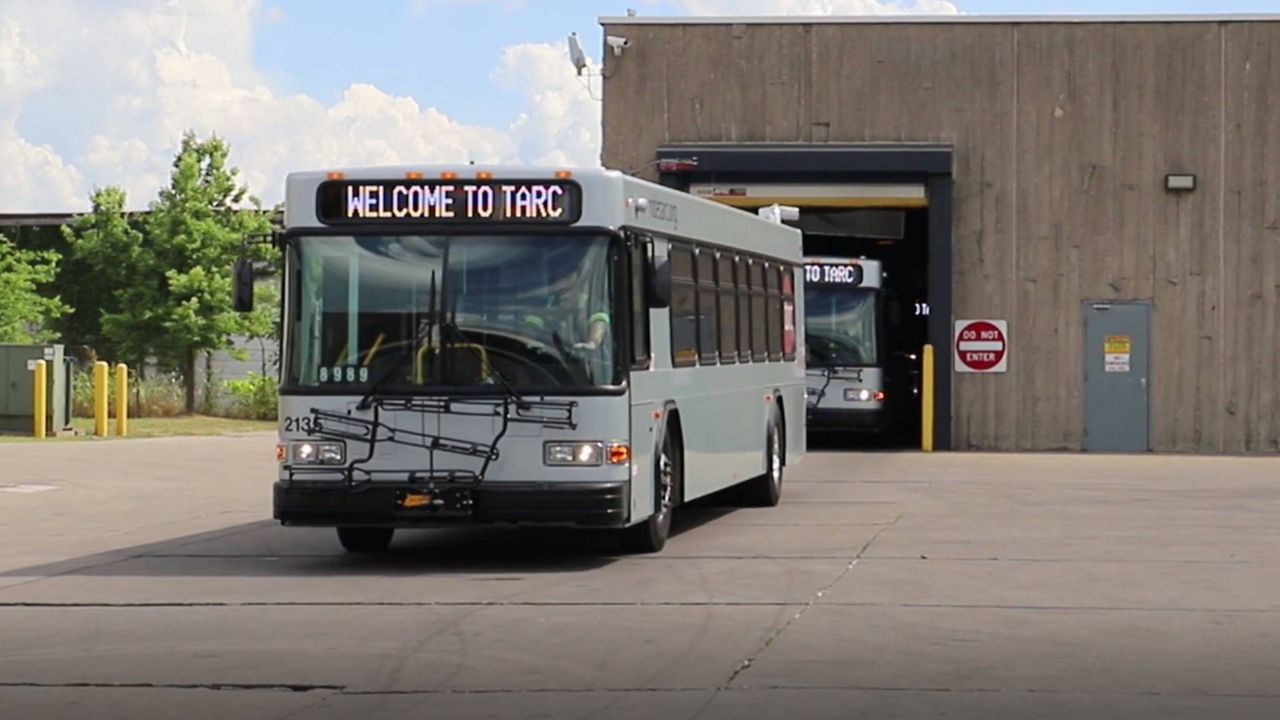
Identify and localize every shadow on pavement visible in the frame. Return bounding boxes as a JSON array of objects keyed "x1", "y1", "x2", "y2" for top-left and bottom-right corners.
[
  {"x1": 2, "y1": 502, "x2": 742, "y2": 579},
  {"x1": 806, "y1": 430, "x2": 922, "y2": 453}
]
